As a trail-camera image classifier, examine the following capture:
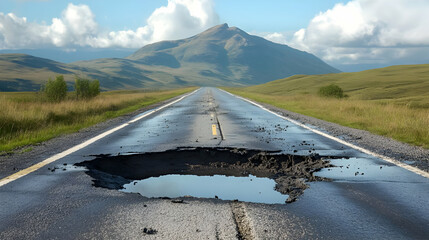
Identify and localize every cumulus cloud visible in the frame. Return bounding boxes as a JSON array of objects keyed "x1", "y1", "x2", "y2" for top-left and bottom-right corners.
[
  {"x1": 0, "y1": 13, "x2": 46, "y2": 49},
  {"x1": 0, "y1": 0, "x2": 219, "y2": 49},
  {"x1": 262, "y1": 32, "x2": 289, "y2": 45},
  {"x1": 98, "y1": 0, "x2": 219, "y2": 48},
  {"x1": 0, "y1": 4, "x2": 99, "y2": 49},
  {"x1": 50, "y1": 3, "x2": 98, "y2": 47},
  {"x1": 262, "y1": 0, "x2": 429, "y2": 65},
  {"x1": 148, "y1": 0, "x2": 219, "y2": 42}
]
